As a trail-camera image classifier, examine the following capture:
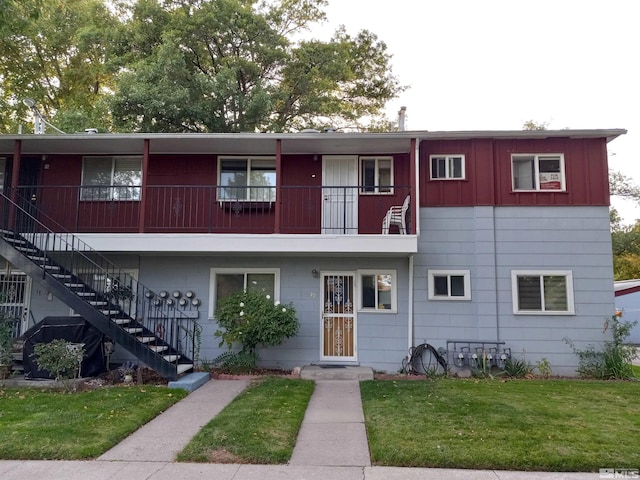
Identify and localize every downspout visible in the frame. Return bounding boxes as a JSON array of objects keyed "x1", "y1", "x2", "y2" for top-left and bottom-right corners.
[{"x1": 408, "y1": 254, "x2": 414, "y2": 352}]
